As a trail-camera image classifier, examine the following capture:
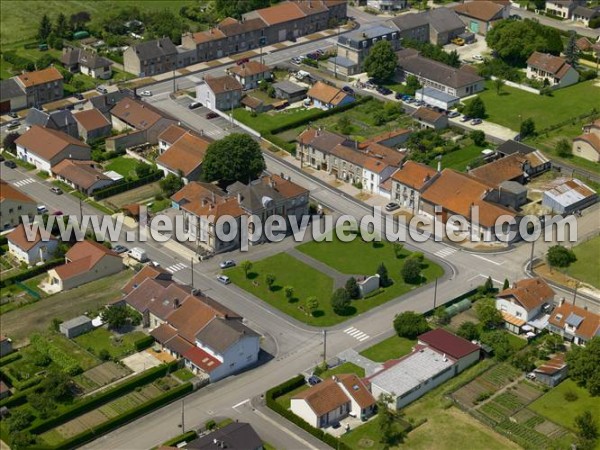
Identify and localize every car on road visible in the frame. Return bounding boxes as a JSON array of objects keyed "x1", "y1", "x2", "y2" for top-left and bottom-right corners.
[
  {"x1": 460, "y1": 115, "x2": 471, "y2": 122},
  {"x1": 206, "y1": 112, "x2": 219, "y2": 119},
  {"x1": 385, "y1": 202, "x2": 400, "y2": 212},
  {"x1": 342, "y1": 85, "x2": 355, "y2": 95},
  {"x1": 448, "y1": 111, "x2": 461, "y2": 118},
  {"x1": 376, "y1": 86, "x2": 392, "y2": 95},
  {"x1": 4, "y1": 160, "x2": 17, "y2": 169},
  {"x1": 7, "y1": 120, "x2": 19, "y2": 129},
  {"x1": 291, "y1": 56, "x2": 303, "y2": 65},
  {"x1": 96, "y1": 85, "x2": 108, "y2": 94},
  {"x1": 219, "y1": 260, "x2": 236, "y2": 269},
  {"x1": 139, "y1": 90, "x2": 153, "y2": 97},
  {"x1": 473, "y1": 54, "x2": 483, "y2": 61},
  {"x1": 50, "y1": 187, "x2": 63, "y2": 195},
  {"x1": 471, "y1": 118, "x2": 482, "y2": 125},
  {"x1": 188, "y1": 101, "x2": 202, "y2": 109},
  {"x1": 395, "y1": 92, "x2": 403, "y2": 100},
  {"x1": 8, "y1": 112, "x2": 18, "y2": 119},
  {"x1": 217, "y1": 275, "x2": 231, "y2": 285},
  {"x1": 113, "y1": 245, "x2": 128, "y2": 254},
  {"x1": 74, "y1": 92, "x2": 84, "y2": 100},
  {"x1": 308, "y1": 375, "x2": 322, "y2": 386},
  {"x1": 52, "y1": 211, "x2": 63, "y2": 216},
  {"x1": 236, "y1": 58, "x2": 250, "y2": 65},
  {"x1": 37, "y1": 205, "x2": 48, "y2": 214}
]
